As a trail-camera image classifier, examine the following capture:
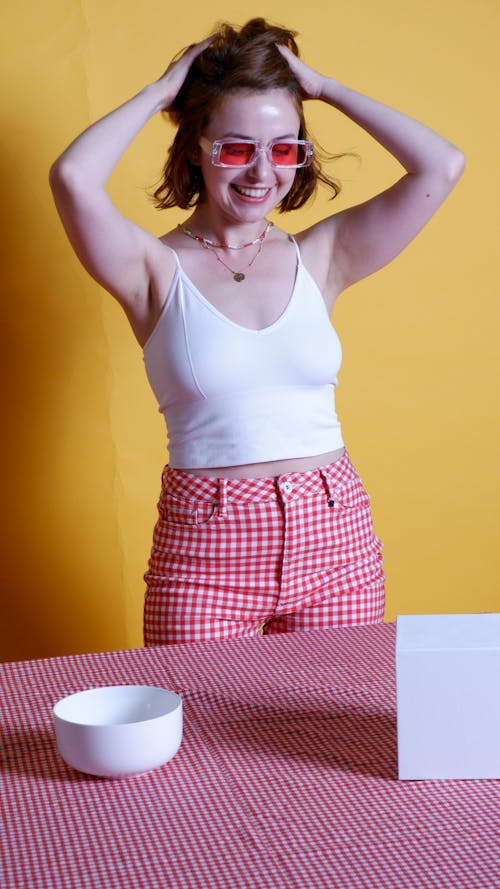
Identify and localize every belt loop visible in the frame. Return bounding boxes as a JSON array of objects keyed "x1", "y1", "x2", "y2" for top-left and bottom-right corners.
[
  {"x1": 217, "y1": 478, "x2": 228, "y2": 516},
  {"x1": 319, "y1": 467, "x2": 336, "y2": 508}
]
